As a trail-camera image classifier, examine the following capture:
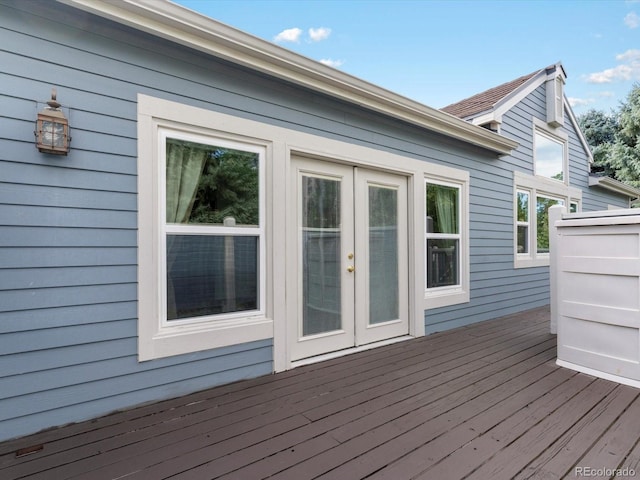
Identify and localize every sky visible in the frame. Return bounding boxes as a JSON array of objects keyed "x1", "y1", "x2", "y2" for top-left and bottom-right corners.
[{"x1": 173, "y1": 0, "x2": 640, "y2": 115}]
